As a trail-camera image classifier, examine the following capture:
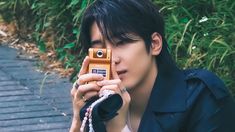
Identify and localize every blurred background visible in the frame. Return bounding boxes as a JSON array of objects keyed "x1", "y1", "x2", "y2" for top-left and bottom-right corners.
[{"x1": 0, "y1": 0, "x2": 234, "y2": 95}]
